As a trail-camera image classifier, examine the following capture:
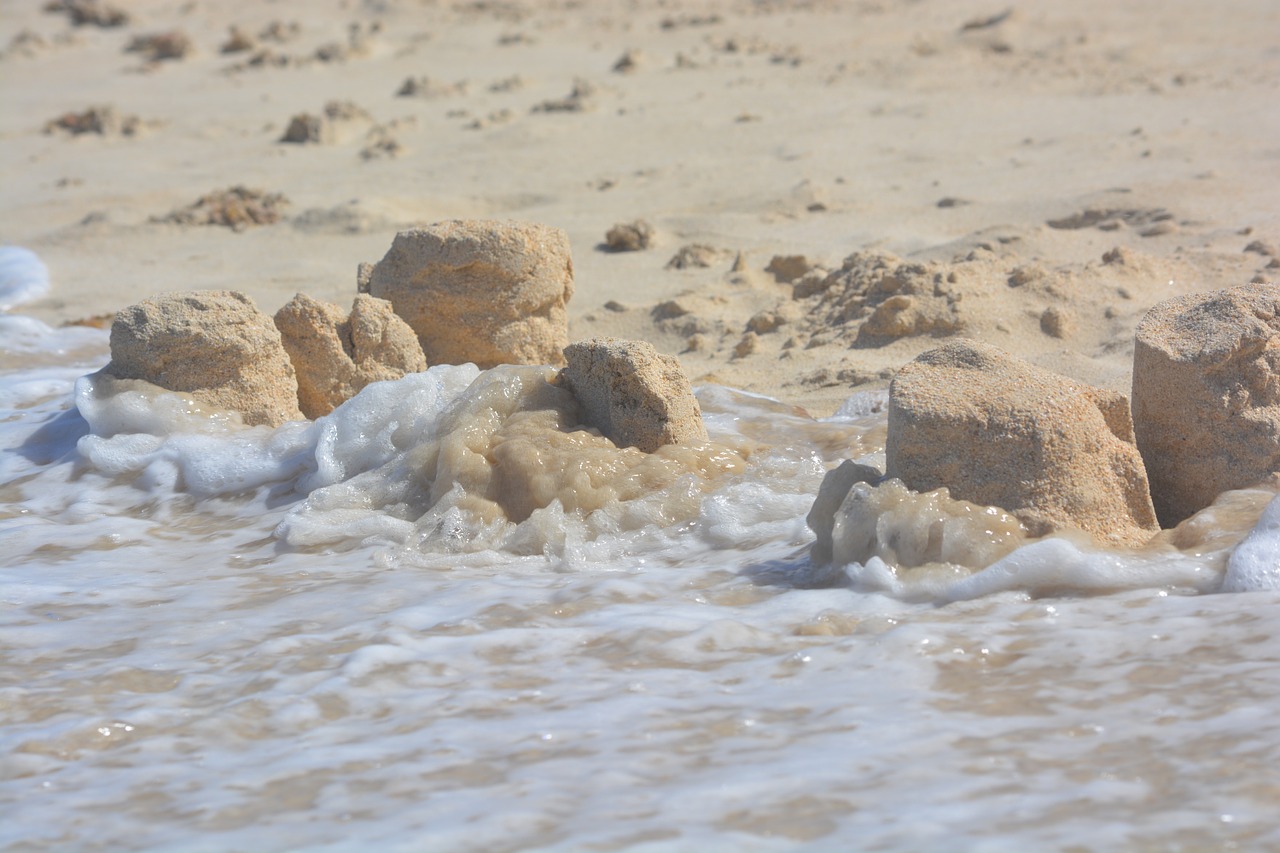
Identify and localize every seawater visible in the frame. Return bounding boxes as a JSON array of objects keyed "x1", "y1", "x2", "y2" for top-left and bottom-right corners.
[{"x1": 4, "y1": 314, "x2": 1280, "y2": 853}]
